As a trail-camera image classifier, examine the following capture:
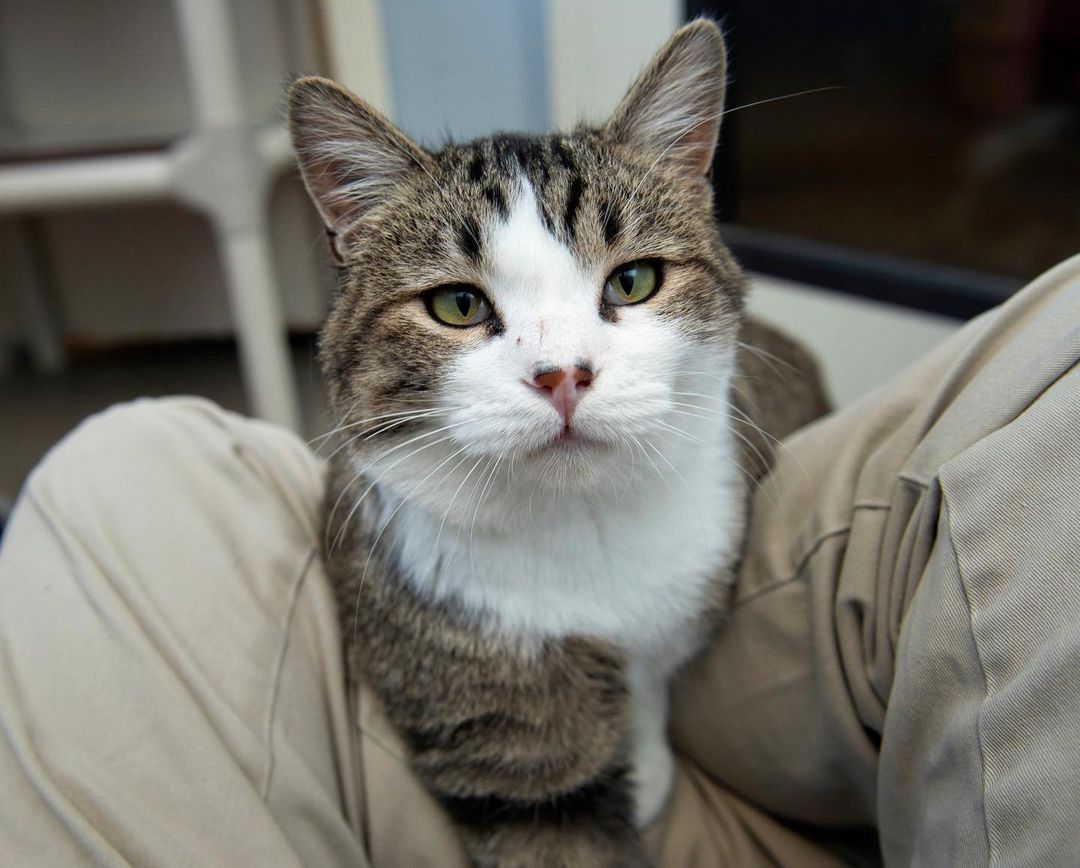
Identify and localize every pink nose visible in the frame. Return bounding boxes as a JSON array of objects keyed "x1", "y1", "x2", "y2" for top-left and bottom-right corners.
[{"x1": 530, "y1": 365, "x2": 594, "y2": 427}]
